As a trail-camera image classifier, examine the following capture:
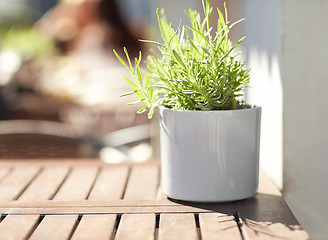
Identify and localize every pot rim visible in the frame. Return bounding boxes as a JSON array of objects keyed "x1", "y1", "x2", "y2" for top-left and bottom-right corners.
[{"x1": 159, "y1": 105, "x2": 261, "y2": 113}]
